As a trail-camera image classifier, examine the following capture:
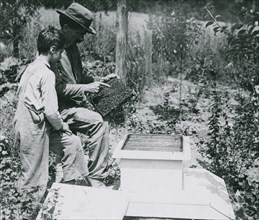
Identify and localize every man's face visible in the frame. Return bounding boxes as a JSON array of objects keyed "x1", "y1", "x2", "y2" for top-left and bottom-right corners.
[{"x1": 64, "y1": 25, "x2": 87, "y2": 46}]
